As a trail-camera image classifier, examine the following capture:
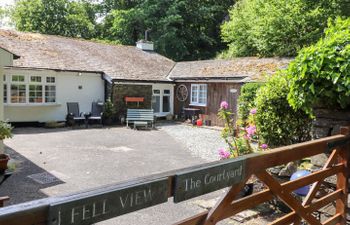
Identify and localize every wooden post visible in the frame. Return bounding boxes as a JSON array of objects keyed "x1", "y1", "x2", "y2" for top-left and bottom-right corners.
[{"x1": 335, "y1": 127, "x2": 350, "y2": 225}]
